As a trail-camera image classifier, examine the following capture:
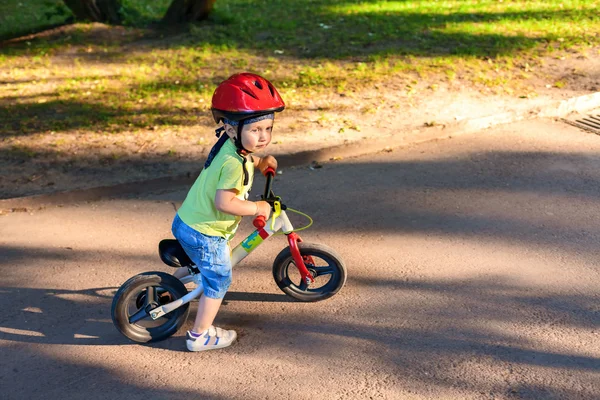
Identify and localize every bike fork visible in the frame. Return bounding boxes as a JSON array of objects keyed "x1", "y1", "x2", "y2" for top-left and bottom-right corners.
[{"x1": 287, "y1": 232, "x2": 314, "y2": 285}]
